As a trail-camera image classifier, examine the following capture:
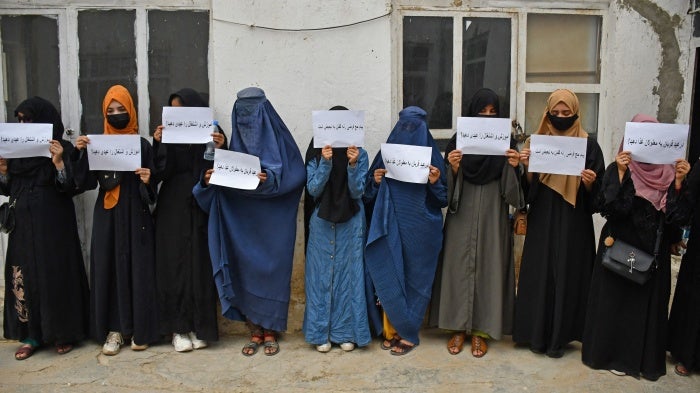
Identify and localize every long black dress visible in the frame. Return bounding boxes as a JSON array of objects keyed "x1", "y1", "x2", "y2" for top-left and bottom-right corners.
[
  {"x1": 513, "y1": 137, "x2": 604, "y2": 356},
  {"x1": 152, "y1": 136, "x2": 224, "y2": 341},
  {"x1": 72, "y1": 138, "x2": 159, "y2": 345},
  {"x1": 2, "y1": 141, "x2": 89, "y2": 346},
  {"x1": 668, "y1": 161, "x2": 700, "y2": 373},
  {"x1": 582, "y1": 164, "x2": 682, "y2": 380}
]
